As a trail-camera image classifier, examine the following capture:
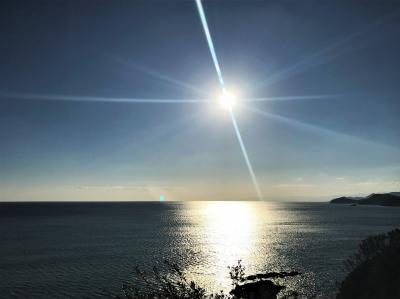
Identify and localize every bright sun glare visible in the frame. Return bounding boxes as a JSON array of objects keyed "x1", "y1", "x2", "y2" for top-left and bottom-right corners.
[{"x1": 217, "y1": 91, "x2": 236, "y2": 110}]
